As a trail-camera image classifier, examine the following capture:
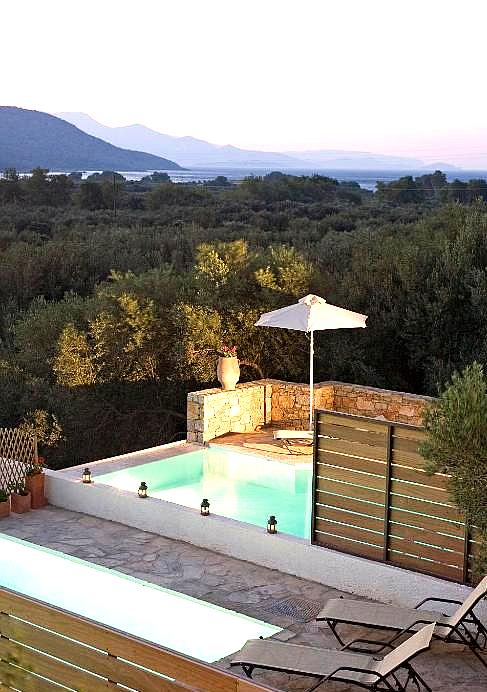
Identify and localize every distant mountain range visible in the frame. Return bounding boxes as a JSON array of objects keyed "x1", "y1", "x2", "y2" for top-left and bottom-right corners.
[
  {"x1": 419, "y1": 161, "x2": 462, "y2": 172},
  {"x1": 57, "y1": 112, "x2": 303, "y2": 168},
  {"x1": 0, "y1": 107, "x2": 182, "y2": 172},
  {"x1": 58, "y1": 112, "x2": 451, "y2": 171},
  {"x1": 0, "y1": 106, "x2": 464, "y2": 174},
  {"x1": 283, "y1": 149, "x2": 425, "y2": 170}
]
